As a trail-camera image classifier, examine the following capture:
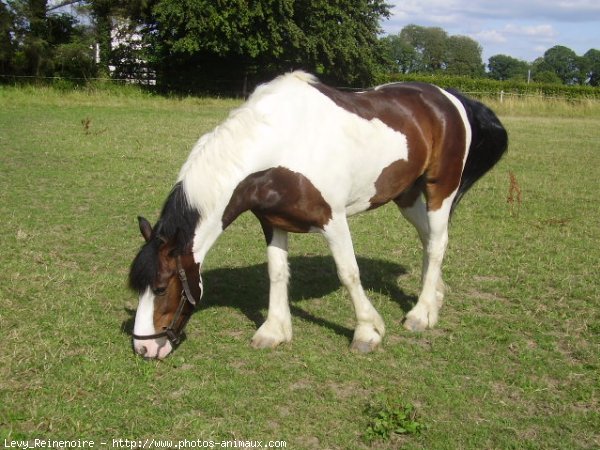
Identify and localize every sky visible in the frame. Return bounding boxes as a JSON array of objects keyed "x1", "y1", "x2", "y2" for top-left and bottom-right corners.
[{"x1": 380, "y1": 0, "x2": 600, "y2": 64}]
